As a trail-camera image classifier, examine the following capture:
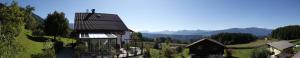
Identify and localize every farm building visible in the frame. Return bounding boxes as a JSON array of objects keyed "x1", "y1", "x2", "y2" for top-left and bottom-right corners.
[
  {"x1": 186, "y1": 38, "x2": 225, "y2": 58},
  {"x1": 267, "y1": 40, "x2": 295, "y2": 58}
]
